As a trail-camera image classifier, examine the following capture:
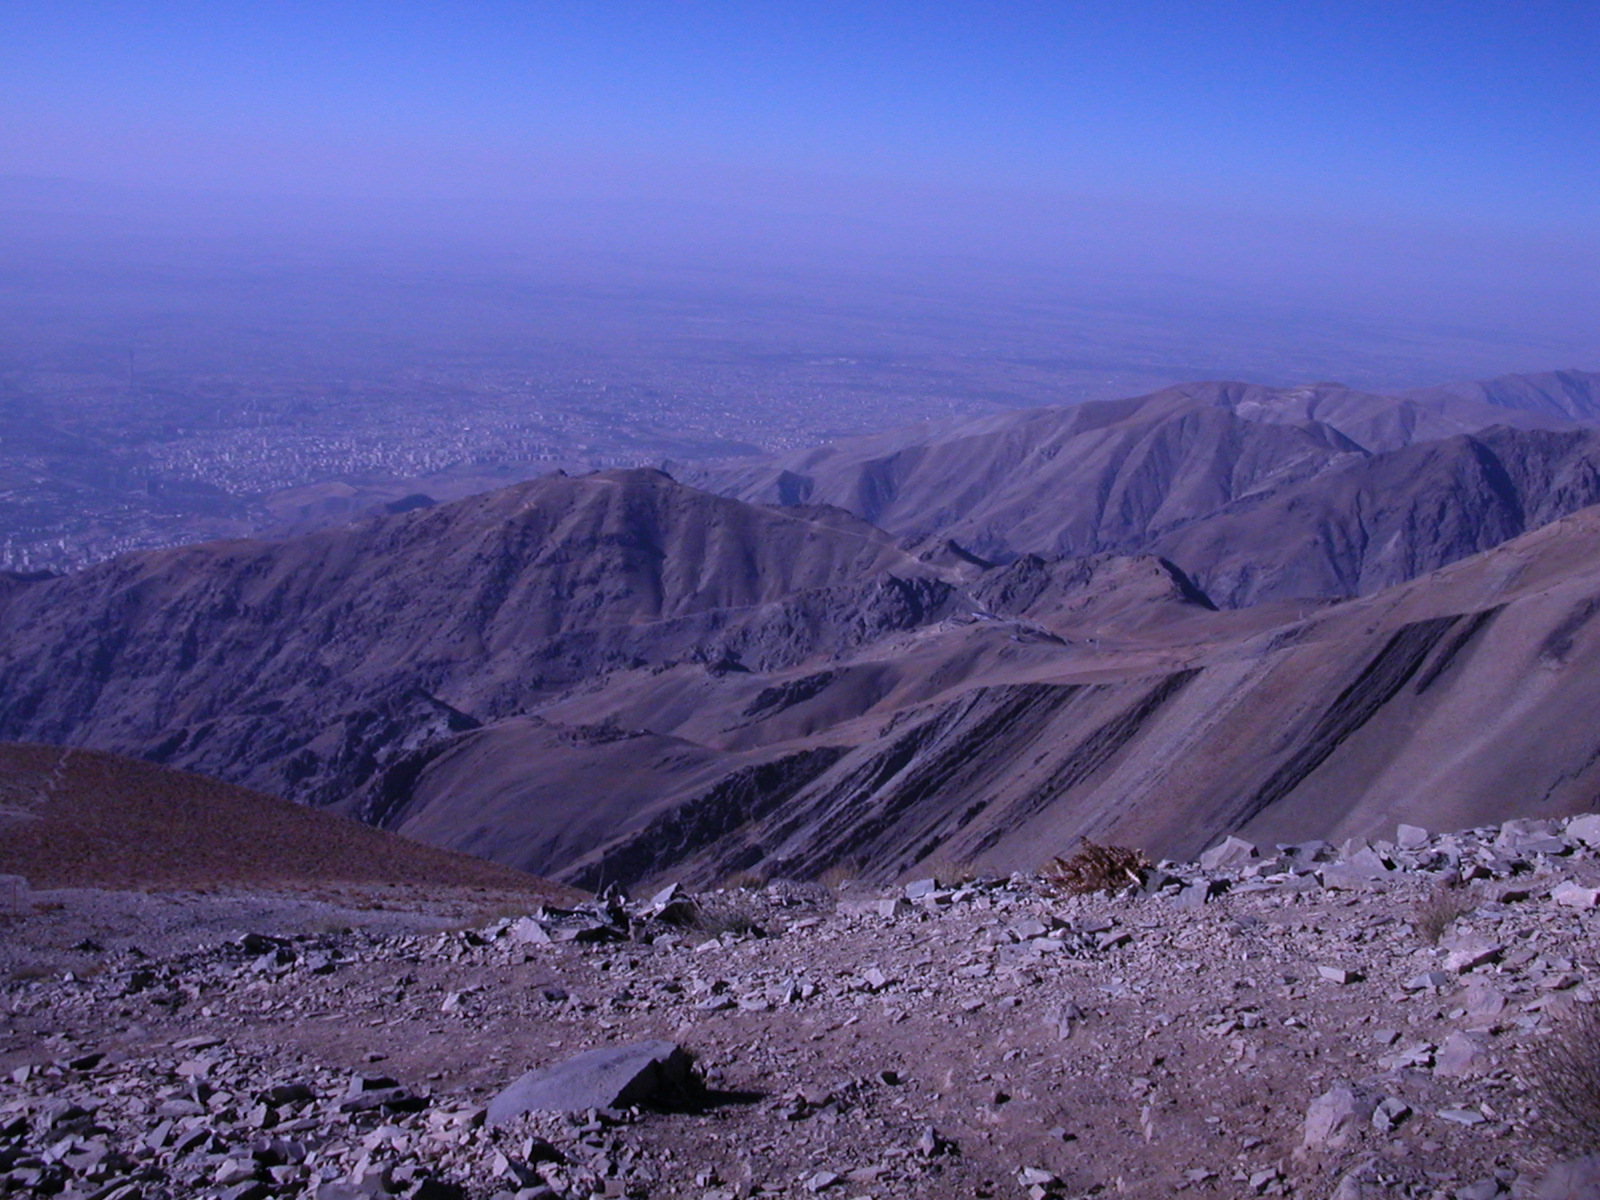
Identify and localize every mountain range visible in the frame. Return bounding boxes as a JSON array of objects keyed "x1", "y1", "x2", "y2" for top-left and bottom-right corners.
[
  {"x1": 690, "y1": 371, "x2": 1600, "y2": 606},
  {"x1": 3, "y1": 368, "x2": 1599, "y2": 888}
]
